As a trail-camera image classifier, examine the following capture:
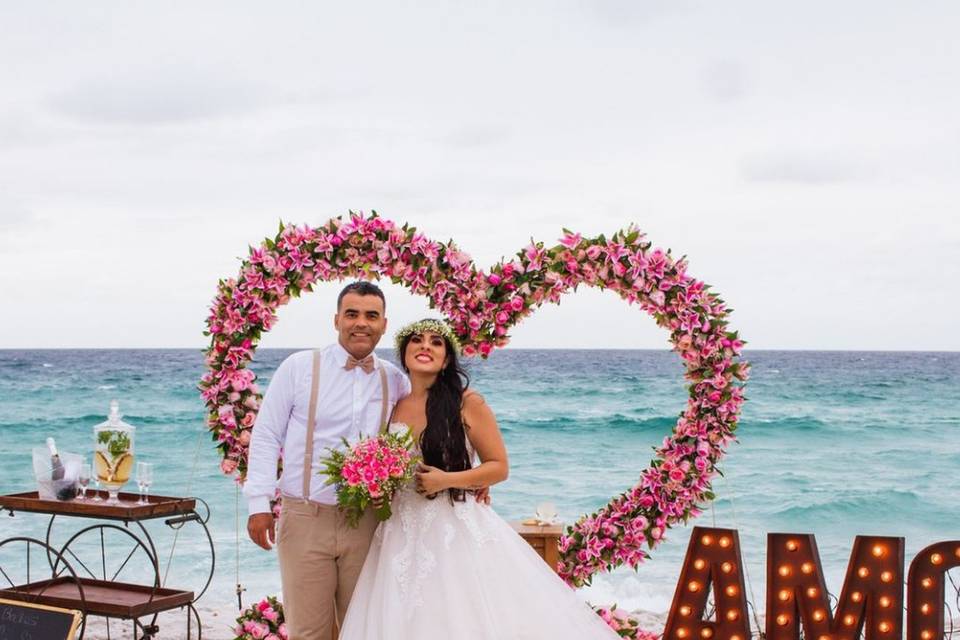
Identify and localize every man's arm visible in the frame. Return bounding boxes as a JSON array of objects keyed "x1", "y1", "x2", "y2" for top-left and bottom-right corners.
[{"x1": 243, "y1": 354, "x2": 297, "y2": 549}]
